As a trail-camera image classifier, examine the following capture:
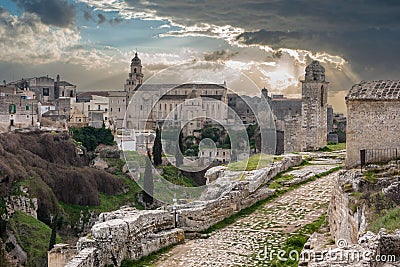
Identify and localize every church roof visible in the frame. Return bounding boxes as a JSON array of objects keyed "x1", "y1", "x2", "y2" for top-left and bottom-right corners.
[
  {"x1": 131, "y1": 52, "x2": 141, "y2": 65},
  {"x1": 136, "y1": 84, "x2": 179, "y2": 92},
  {"x1": 346, "y1": 80, "x2": 400, "y2": 101},
  {"x1": 57, "y1": 81, "x2": 75, "y2": 87},
  {"x1": 174, "y1": 83, "x2": 226, "y2": 89}
]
